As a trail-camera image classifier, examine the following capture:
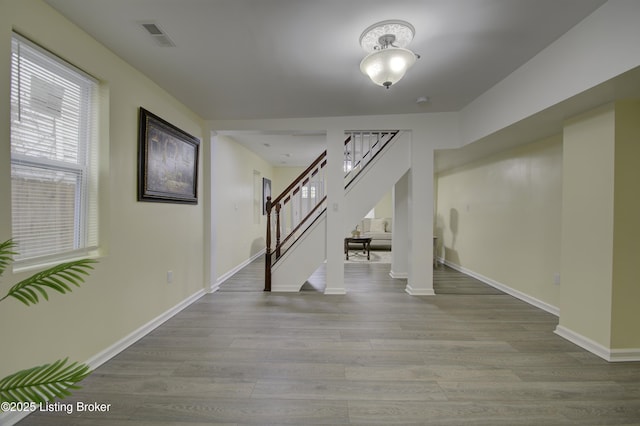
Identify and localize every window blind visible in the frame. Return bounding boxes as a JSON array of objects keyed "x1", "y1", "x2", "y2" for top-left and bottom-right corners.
[{"x1": 10, "y1": 33, "x2": 99, "y2": 263}]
